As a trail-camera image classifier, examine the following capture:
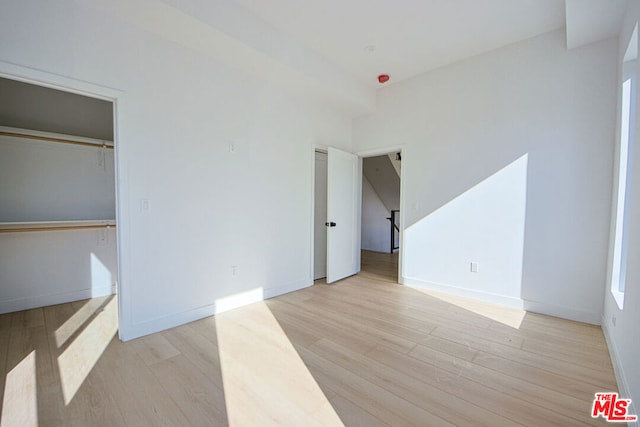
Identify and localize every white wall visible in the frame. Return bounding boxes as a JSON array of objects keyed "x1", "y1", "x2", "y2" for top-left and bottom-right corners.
[
  {"x1": 0, "y1": 226, "x2": 117, "y2": 313},
  {"x1": 0, "y1": 130, "x2": 115, "y2": 222},
  {"x1": 602, "y1": 0, "x2": 640, "y2": 416},
  {"x1": 363, "y1": 155, "x2": 400, "y2": 212},
  {"x1": 361, "y1": 176, "x2": 390, "y2": 253},
  {"x1": 0, "y1": 0, "x2": 352, "y2": 340},
  {"x1": 354, "y1": 30, "x2": 617, "y2": 320}
]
